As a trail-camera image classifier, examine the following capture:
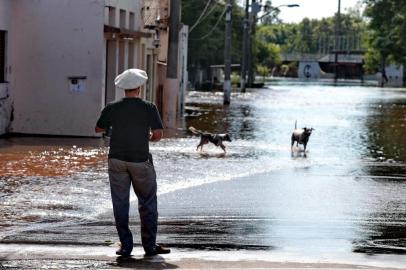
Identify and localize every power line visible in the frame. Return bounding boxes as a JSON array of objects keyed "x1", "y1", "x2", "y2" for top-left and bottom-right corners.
[
  {"x1": 200, "y1": 1, "x2": 221, "y2": 23},
  {"x1": 190, "y1": 6, "x2": 227, "y2": 40},
  {"x1": 189, "y1": 0, "x2": 212, "y2": 33}
]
